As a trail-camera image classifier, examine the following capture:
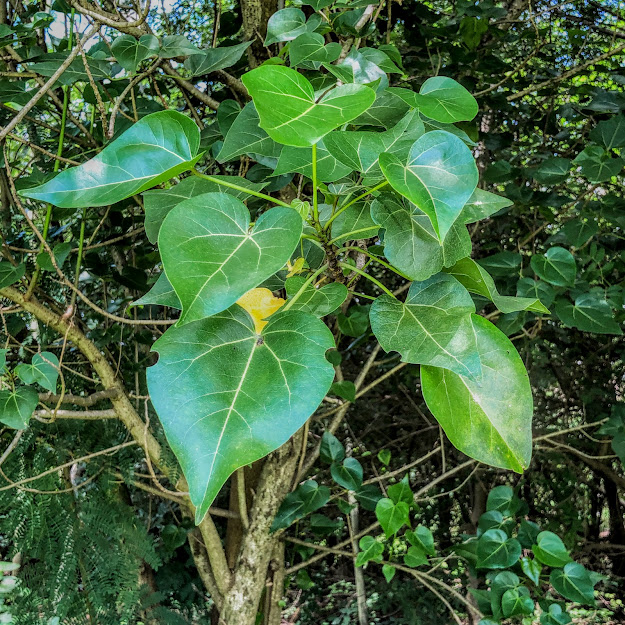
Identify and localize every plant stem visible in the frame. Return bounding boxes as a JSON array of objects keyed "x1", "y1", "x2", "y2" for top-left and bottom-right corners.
[
  {"x1": 325, "y1": 180, "x2": 388, "y2": 230},
  {"x1": 312, "y1": 142, "x2": 319, "y2": 224},
  {"x1": 340, "y1": 246, "x2": 412, "y2": 279},
  {"x1": 192, "y1": 169, "x2": 291, "y2": 208},
  {"x1": 281, "y1": 264, "x2": 329, "y2": 312},
  {"x1": 338, "y1": 262, "x2": 395, "y2": 297}
]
